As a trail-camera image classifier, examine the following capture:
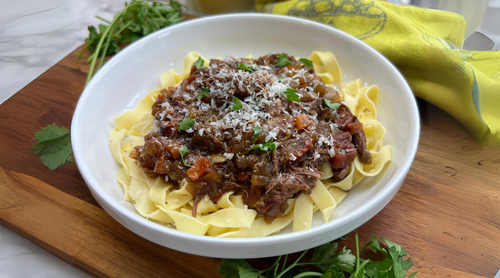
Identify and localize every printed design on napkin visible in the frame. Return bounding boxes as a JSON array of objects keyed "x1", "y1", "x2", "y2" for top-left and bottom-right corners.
[{"x1": 288, "y1": 0, "x2": 386, "y2": 40}]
